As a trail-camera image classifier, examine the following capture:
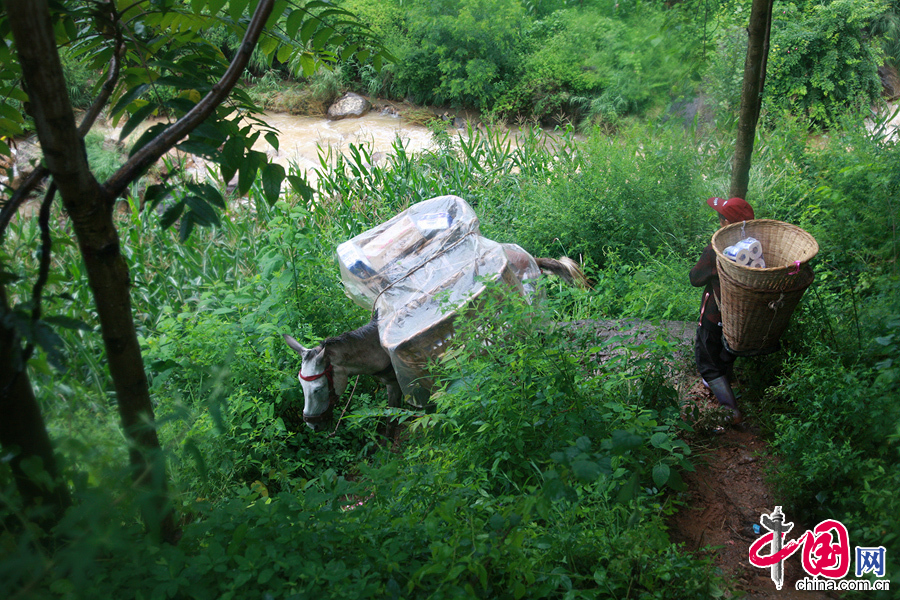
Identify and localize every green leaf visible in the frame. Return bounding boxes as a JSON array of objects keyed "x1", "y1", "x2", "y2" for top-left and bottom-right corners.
[
  {"x1": 221, "y1": 136, "x2": 244, "y2": 184},
  {"x1": 183, "y1": 438, "x2": 208, "y2": 480},
  {"x1": 0, "y1": 103, "x2": 22, "y2": 121},
  {"x1": 237, "y1": 150, "x2": 267, "y2": 196},
  {"x1": 128, "y1": 123, "x2": 169, "y2": 157},
  {"x1": 276, "y1": 43, "x2": 293, "y2": 64},
  {"x1": 258, "y1": 35, "x2": 278, "y2": 60},
  {"x1": 264, "y1": 131, "x2": 279, "y2": 151},
  {"x1": 43, "y1": 315, "x2": 93, "y2": 333},
  {"x1": 608, "y1": 430, "x2": 643, "y2": 455},
  {"x1": 185, "y1": 195, "x2": 221, "y2": 227},
  {"x1": 177, "y1": 138, "x2": 220, "y2": 160},
  {"x1": 287, "y1": 174, "x2": 315, "y2": 202},
  {"x1": 179, "y1": 212, "x2": 196, "y2": 242},
  {"x1": 189, "y1": 182, "x2": 226, "y2": 209},
  {"x1": 111, "y1": 83, "x2": 150, "y2": 117},
  {"x1": 340, "y1": 43, "x2": 359, "y2": 62},
  {"x1": 261, "y1": 162, "x2": 285, "y2": 205},
  {"x1": 312, "y1": 27, "x2": 334, "y2": 51},
  {"x1": 300, "y1": 18, "x2": 319, "y2": 46},
  {"x1": 616, "y1": 472, "x2": 640, "y2": 504},
  {"x1": 229, "y1": 0, "x2": 250, "y2": 23},
  {"x1": 285, "y1": 9, "x2": 305, "y2": 38},
  {"x1": 143, "y1": 184, "x2": 170, "y2": 210},
  {"x1": 159, "y1": 199, "x2": 185, "y2": 230},
  {"x1": 33, "y1": 321, "x2": 65, "y2": 370},
  {"x1": 571, "y1": 460, "x2": 601, "y2": 482},
  {"x1": 119, "y1": 102, "x2": 158, "y2": 141},
  {"x1": 207, "y1": 0, "x2": 228, "y2": 16},
  {"x1": 666, "y1": 468, "x2": 686, "y2": 492},
  {"x1": 0, "y1": 271, "x2": 21, "y2": 285},
  {"x1": 298, "y1": 53, "x2": 316, "y2": 77},
  {"x1": 649, "y1": 431, "x2": 668, "y2": 448},
  {"x1": 651, "y1": 463, "x2": 670, "y2": 488}
]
